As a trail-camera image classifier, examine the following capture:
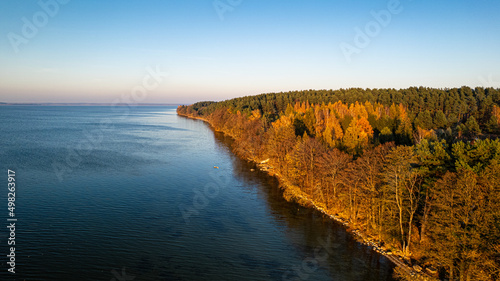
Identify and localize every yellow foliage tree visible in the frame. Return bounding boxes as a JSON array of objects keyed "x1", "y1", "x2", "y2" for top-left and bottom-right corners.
[
  {"x1": 267, "y1": 115, "x2": 296, "y2": 174},
  {"x1": 343, "y1": 117, "x2": 373, "y2": 152},
  {"x1": 322, "y1": 113, "x2": 343, "y2": 147},
  {"x1": 493, "y1": 105, "x2": 500, "y2": 126},
  {"x1": 396, "y1": 104, "x2": 413, "y2": 141},
  {"x1": 249, "y1": 109, "x2": 261, "y2": 121},
  {"x1": 349, "y1": 101, "x2": 368, "y2": 120},
  {"x1": 332, "y1": 101, "x2": 349, "y2": 119}
]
